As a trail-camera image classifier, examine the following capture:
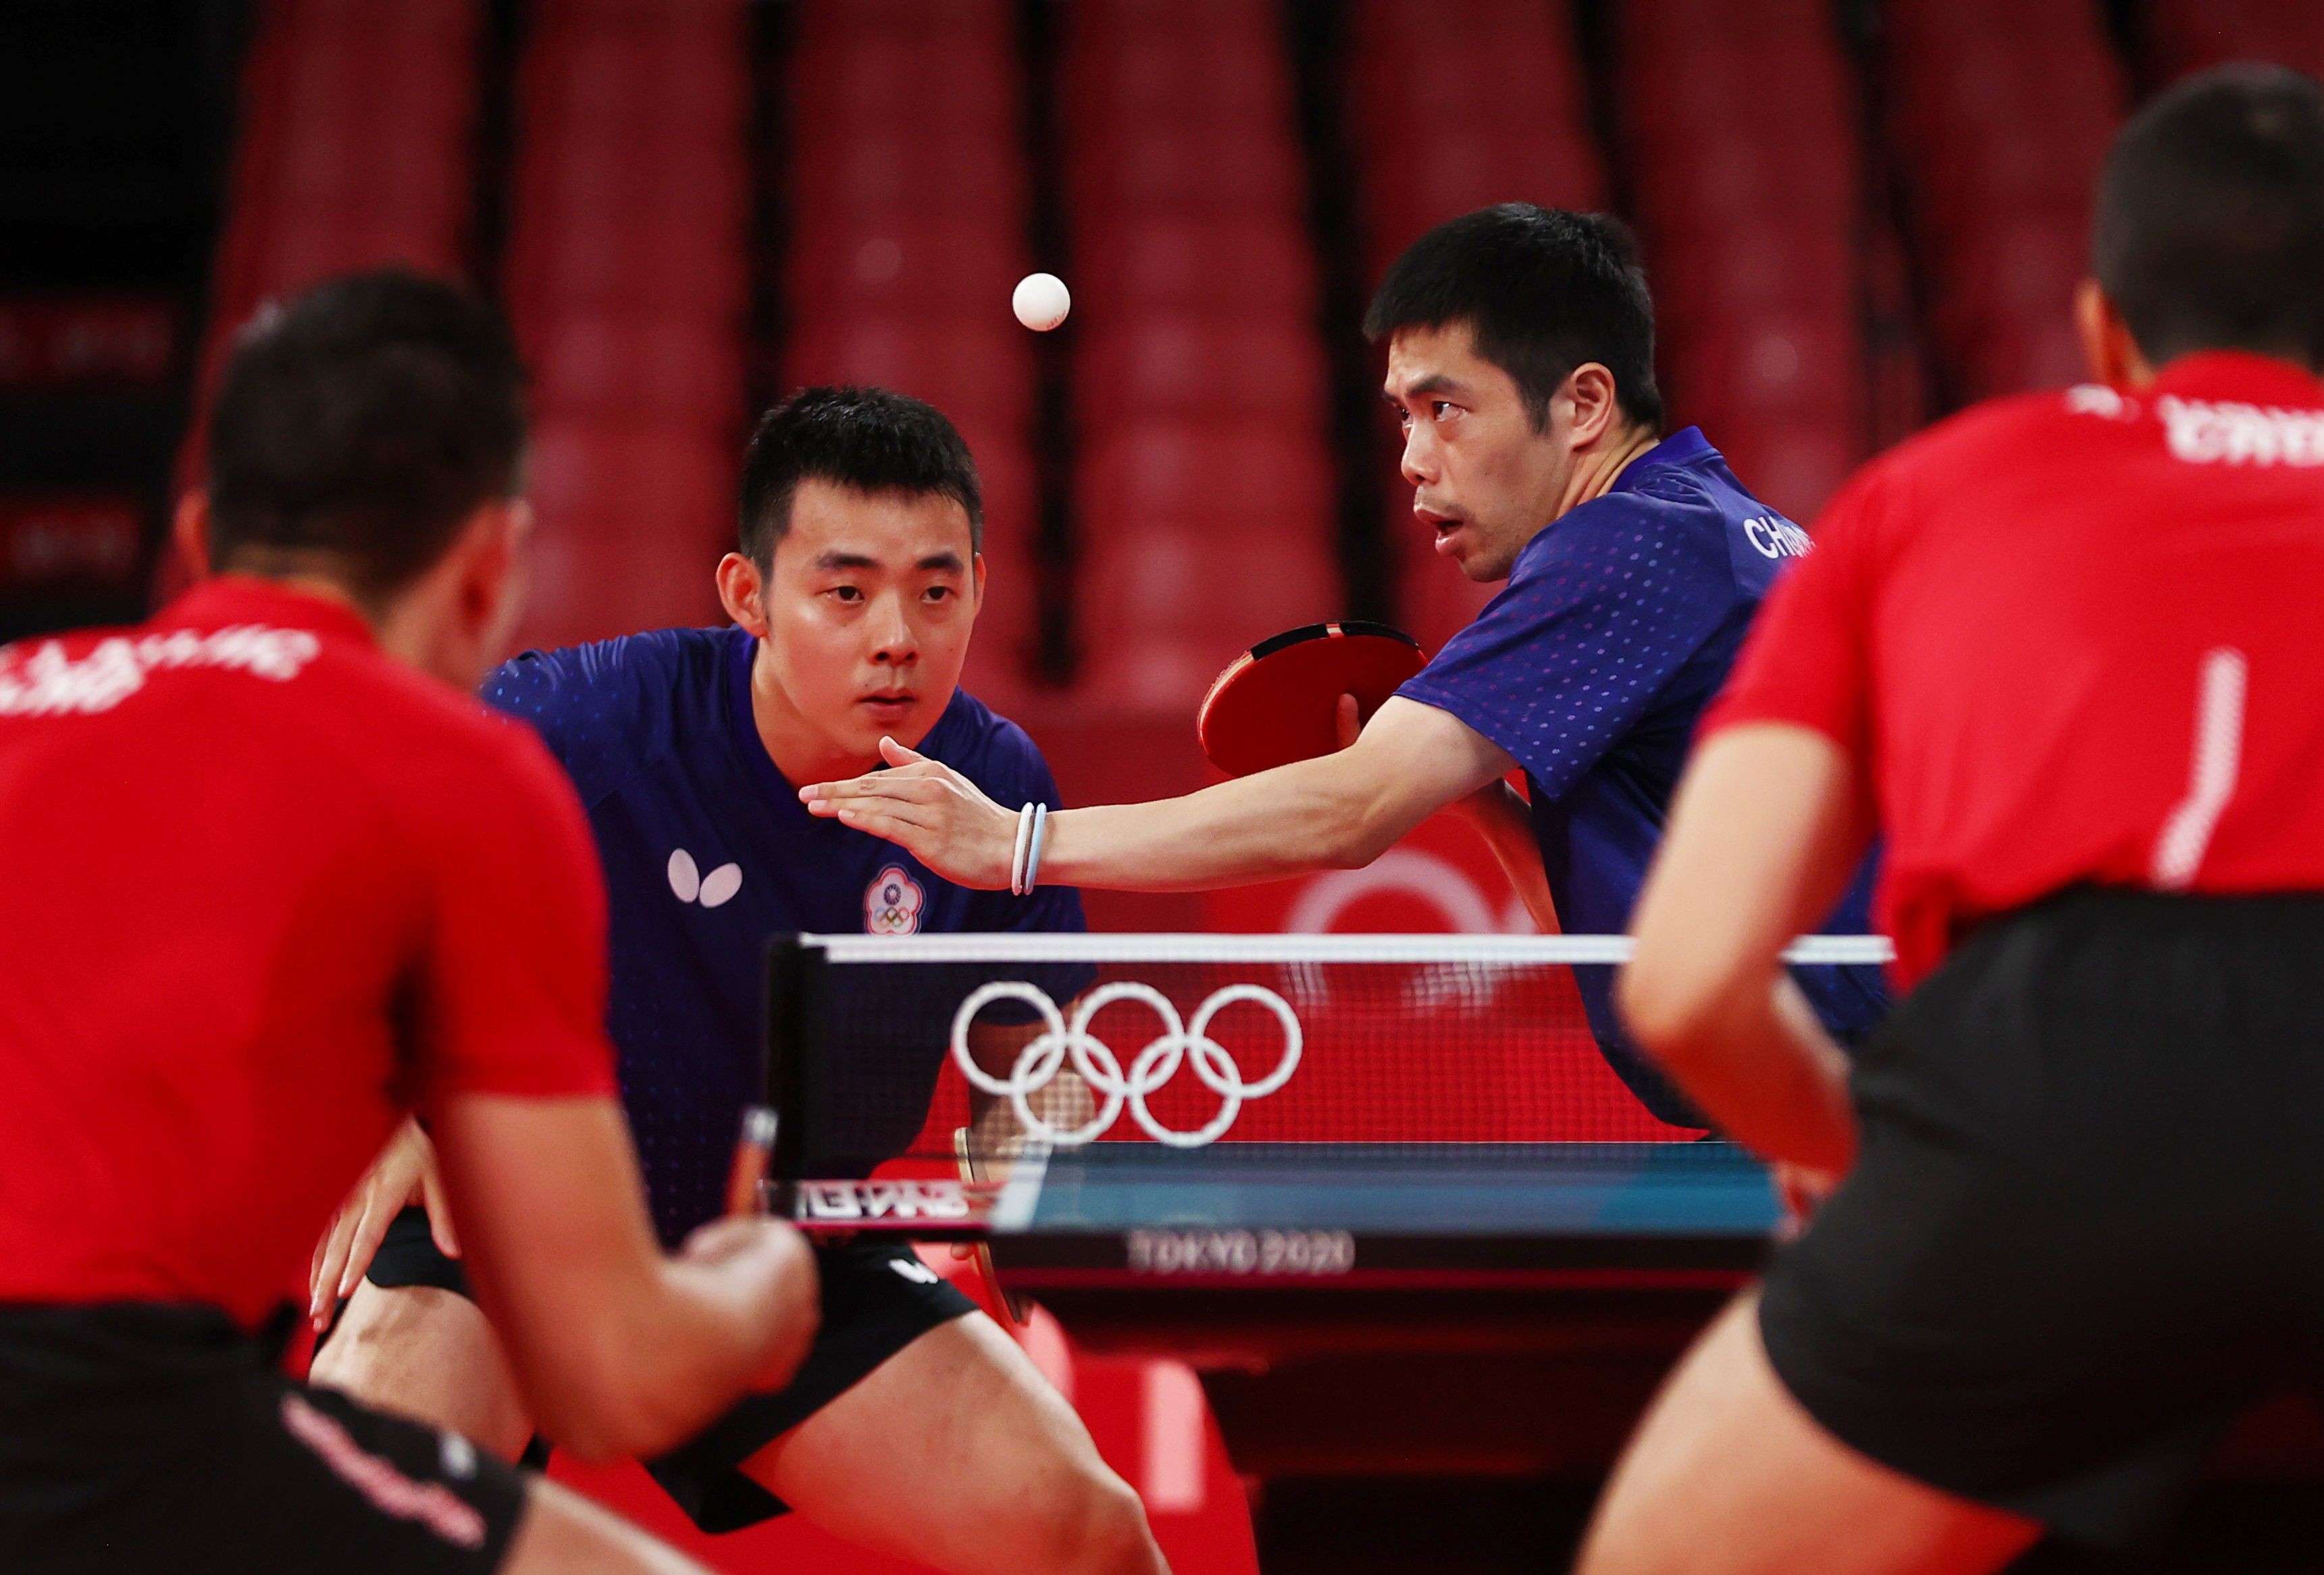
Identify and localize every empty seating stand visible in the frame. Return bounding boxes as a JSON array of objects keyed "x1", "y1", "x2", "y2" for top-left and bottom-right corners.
[
  {"x1": 1345, "y1": 0, "x2": 1603, "y2": 654},
  {"x1": 504, "y1": 0, "x2": 750, "y2": 650},
  {"x1": 1064, "y1": 0, "x2": 1339, "y2": 711},
  {"x1": 1620, "y1": 0, "x2": 1869, "y2": 522},
  {"x1": 1883, "y1": 0, "x2": 2124, "y2": 401}
]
